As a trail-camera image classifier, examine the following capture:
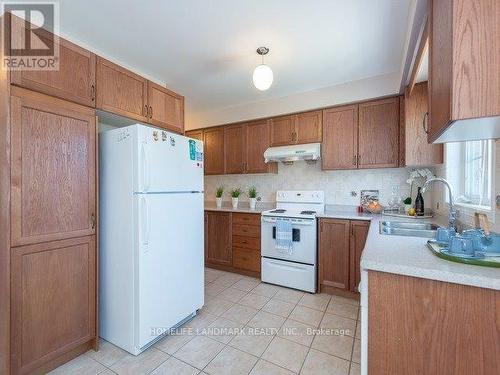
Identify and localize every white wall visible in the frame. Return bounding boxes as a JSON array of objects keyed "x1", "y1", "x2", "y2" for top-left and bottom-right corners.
[
  {"x1": 205, "y1": 162, "x2": 434, "y2": 208},
  {"x1": 186, "y1": 72, "x2": 400, "y2": 129}
]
